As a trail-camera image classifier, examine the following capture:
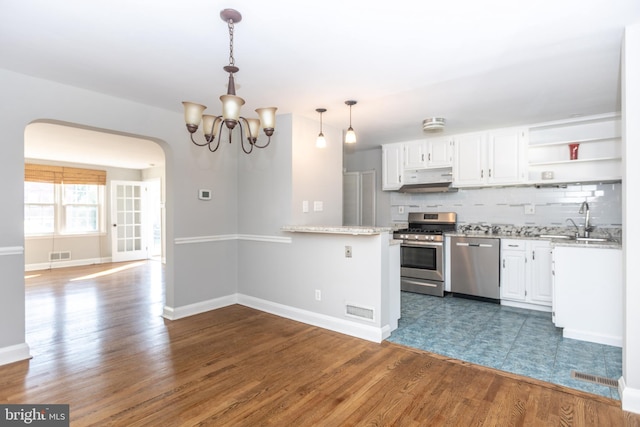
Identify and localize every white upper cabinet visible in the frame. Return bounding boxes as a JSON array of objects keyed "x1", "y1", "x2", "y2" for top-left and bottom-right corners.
[
  {"x1": 453, "y1": 128, "x2": 527, "y2": 187},
  {"x1": 381, "y1": 112, "x2": 618, "y2": 191},
  {"x1": 452, "y1": 132, "x2": 485, "y2": 186},
  {"x1": 527, "y1": 113, "x2": 621, "y2": 184},
  {"x1": 487, "y1": 128, "x2": 527, "y2": 184},
  {"x1": 403, "y1": 140, "x2": 428, "y2": 169},
  {"x1": 403, "y1": 137, "x2": 453, "y2": 170},
  {"x1": 427, "y1": 137, "x2": 453, "y2": 168},
  {"x1": 381, "y1": 143, "x2": 403, "y2": 191}
]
